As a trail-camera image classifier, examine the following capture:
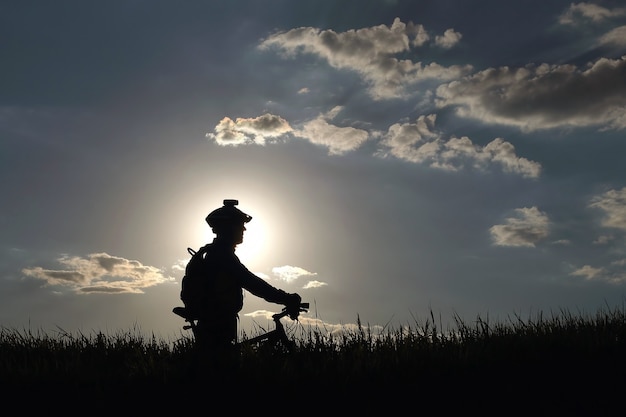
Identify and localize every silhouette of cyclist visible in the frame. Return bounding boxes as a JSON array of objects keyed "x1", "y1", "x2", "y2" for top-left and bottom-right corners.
[{"x1": 186, "y1": 199, "x2": 302, "y2": 355}]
